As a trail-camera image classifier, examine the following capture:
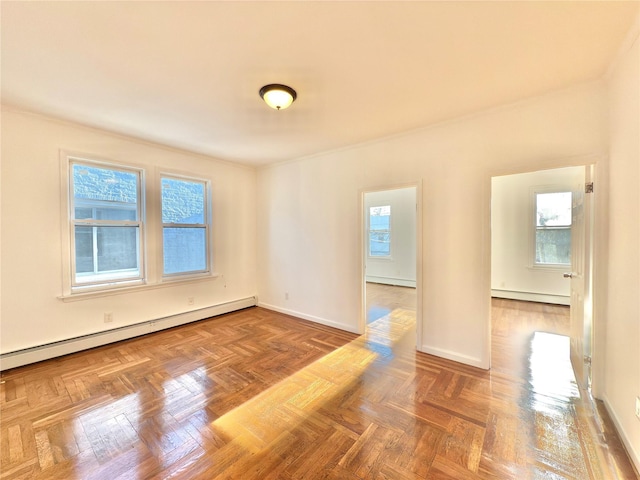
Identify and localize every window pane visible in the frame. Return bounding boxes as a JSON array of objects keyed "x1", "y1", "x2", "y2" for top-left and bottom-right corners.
[
  {"x1": 74, "y1": 206, "x2": 136, "y2": 221},
  {"x1": 74, "y1": 226, "x2": 140, "y2": 282},
  {"x1": 75, "y1": 207, "x2": 93, "y2": 220},
  {"x1": 163, "y1": 227, "x2": 207, "y2": 274},
  {"x1": 536, "y1": 192, "x2": 571, "y2": 227},
  {"x1": 73, "y1": 164, "x2": 138, "y2": 220},
  {"x1": 97, "y1": 226, "x2": 139, "y2": 271},
  {"x1": 74, "y1": 226, "x2": 94, "y2": 273},
  {"x1": 369, "y1": 205, "x2": 390, "y2": 257},
  {"x1": 162, "y1": 178, "x2": 205, "y2": 224},
  {"x1": 536, "y1": 228, "x2": 571, "y2": 265}
]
